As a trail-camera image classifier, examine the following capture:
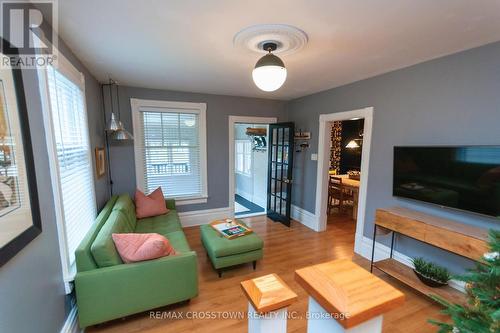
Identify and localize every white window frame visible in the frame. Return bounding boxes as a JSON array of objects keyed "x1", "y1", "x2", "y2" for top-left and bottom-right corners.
[
  {"x1": 131, "y1": 98, "x2": 208, "y2": 205},
  {"x1": 37, "y1": 51, "x2": 96, "y2": 294},
  {"x1": 235, "y1": 139, "x2": 252, "y2": 176}
]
